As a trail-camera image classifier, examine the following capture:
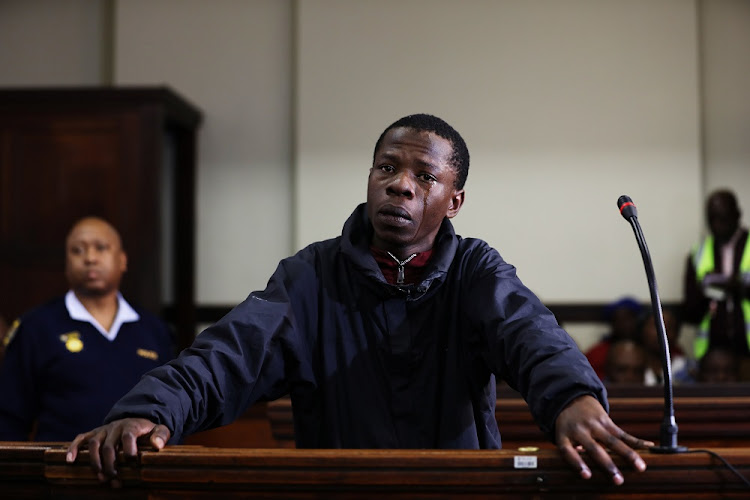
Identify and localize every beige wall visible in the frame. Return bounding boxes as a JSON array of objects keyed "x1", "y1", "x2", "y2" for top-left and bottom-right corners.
[
  {"x1": 0, "y1": 0, "x2": 748, "y2": 316},
  {"x1": 113, "y1": 0, "x2": 293, "y2": 304},
  {"x1": 297, "y1": 0, "x2": 702, "y2": 304},
  {"x1": 700, "y1": 0, "x2": 750, "y2": 203},
  {"x1": 0, "y1": 0, "x2": 107, "y2": 85}
]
